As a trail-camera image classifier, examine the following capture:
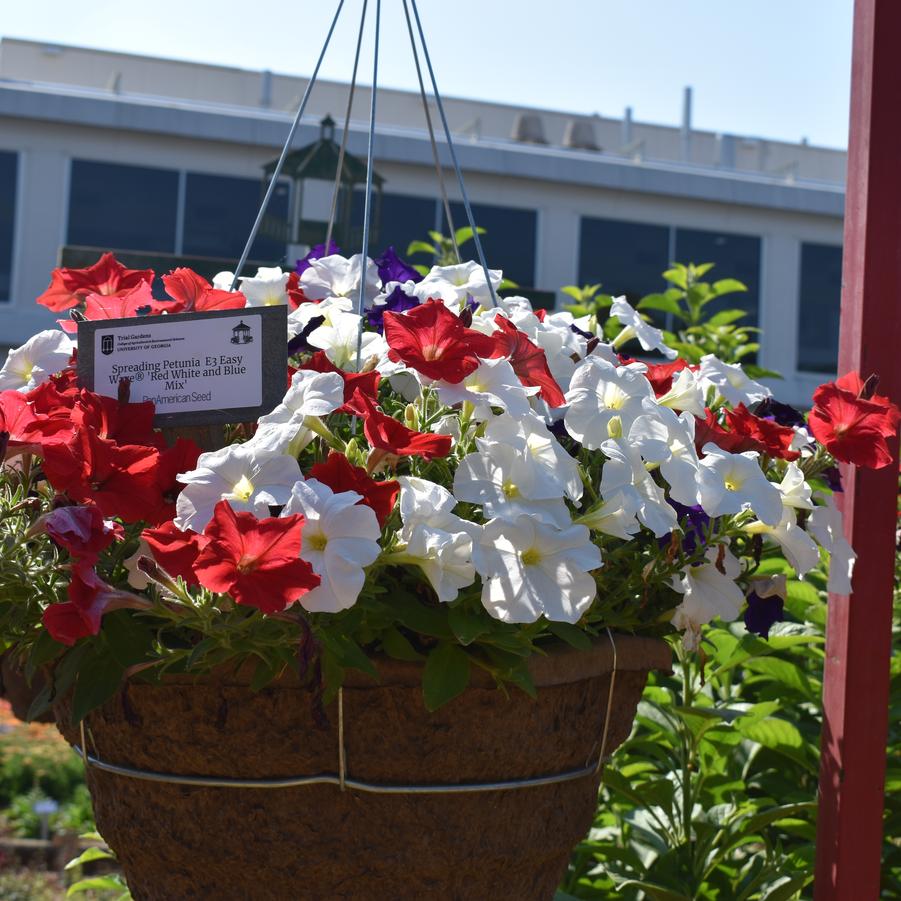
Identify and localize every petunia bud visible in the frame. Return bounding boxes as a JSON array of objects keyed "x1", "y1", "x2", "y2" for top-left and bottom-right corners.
[
  {"x1": 136, "y1": 555, "x2": 182, "y2": 595},
  {"x1": 118, "y1": 376, "x2": 132, "y2": 405},
  {"x1": 404, "y1": 404, "x2": 418, "y2": 428},
  {"x1": 606, "y1": 416, "x2": 623, "y2": 439}
]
